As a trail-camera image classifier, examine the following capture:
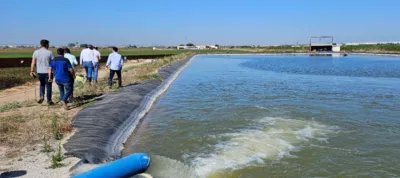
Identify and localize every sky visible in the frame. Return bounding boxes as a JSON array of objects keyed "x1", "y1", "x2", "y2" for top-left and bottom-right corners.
[{"x1": 1, "y1": 0, "x2": 399, "y2": 46}]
